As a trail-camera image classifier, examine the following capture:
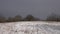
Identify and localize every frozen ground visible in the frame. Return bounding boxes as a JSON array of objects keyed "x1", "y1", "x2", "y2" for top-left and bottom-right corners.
[{"x1": 0, "y1": 21, "x2": 60, "y2": 34}]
